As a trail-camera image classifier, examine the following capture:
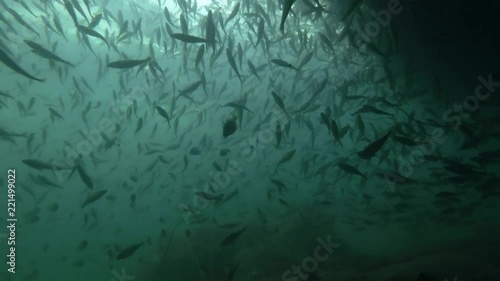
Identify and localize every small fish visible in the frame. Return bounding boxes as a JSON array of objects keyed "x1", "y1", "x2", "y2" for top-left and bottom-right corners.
[
  {"x1": 155, "y1": 106, "x2": 171, "y2": 127},
  {"x1": 226, "y1": 263, "x2": 239, "y2": 281},
  {"x1": 358, "y1": 130, "x2": 392, "y2": 159},
  {"x1": 271, "y1": 179, "x2": 287, "y2": 195},
  {"x1": 116, "y1": 243, "x2": 144, "y2": 260},
  {"x1": 81, "y1": 190, "x2": 107, "y2": 208},
  {"x1": 108, "y1": 57, "x2": 150, "y2": 69},
  {"x1": 7, "y1": 8, "x2": 40, "y2": 37},
  {"x1": 170, "y1": 33, "x2": 215, "y2": 43},
  {"x1": 247, "y1": 60, "x2": 261, "y2": 81},
  {"x1": 88, "y1": 13, "x2": 102, "y2": 29},
  {"x1": 220, "y1": 149, "x2": 230, "y2": 156},
  {"x1": 77, "y1": 25, "x2": 108, "y2": 45},
  {"x1": 279, "y1": 0, "x2": 296, "y2": 35},
  {"x1": 353, "y1": 105, "x2": 393, "y2": 116},
  {"x1": 393, "y1": 135, "x2": 418, "y2": 146},
  {"x1": 278, "y1": 198, "x2": 289, "y2": 207},
  {"x1": 213, "y1": 218, "x2": 239, "y2": 228},
  {"x1": 182, "y1": 154, "x2": 188, "y2": 172},
  {"x1": 0, "y1": 48, "x2": 45, "y2": 82},
  {"x1": 338, "y1": 163, "x2": 366, "y2": 178},
  {"x1": 330, "y1": 120, "x2": 342, "y2": 145},
  {"x1": 78, "y1": 240, "x2": 88, "y2": 250},
  {"x1": 271, "y1": 91, "x2": 290, "y2": 118},
  {"x1": 226, "y1": 48, "x2": 241, "y2": 82},
  {"x1": 275, "y1": 124, "x2": 283, "y2": 148},
  {"x1": 223, "y1": 116, "x2": 237, "y2": 138},
  {"x1": 275, "y1": 150, "x2": 296, "y2": 172},
  {"x1": 189, "y1": 147, "x2": 202, "y2": 155},
  {"x1": 22, "y1": 159, "x2": 68, "y2": 170},
  {"x1": 135, "y1": 118, "x2": 143, "y2": 135},
  {"x1": 24, "y1": 40, "x2": 74, "y2": 67},
  {"x1": 271, "y1": 59, "x2": 299, "y2": 70},
  {"x1": 221, "y1": 228, "x2": 246, "y2": 246},
  {"x1": 222, "y1": 102, "x2": 253, "y2": 113},
  {"x1": 49, "y1": 108, "x2": 64, "y2": 120},
  {"x1": 77, "y1": 165, "x2": 93, "y2": 189},
  {"x1": 225, "y1": 2, "x2": 241, "y2": 26}
]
